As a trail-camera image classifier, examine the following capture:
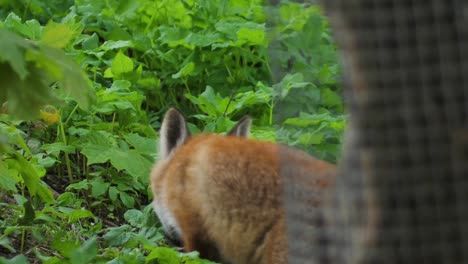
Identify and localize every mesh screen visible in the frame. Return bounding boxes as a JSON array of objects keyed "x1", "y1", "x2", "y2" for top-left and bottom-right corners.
[{"x1": 275, "y1": 0, "x2": 468, "y2": 263}]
